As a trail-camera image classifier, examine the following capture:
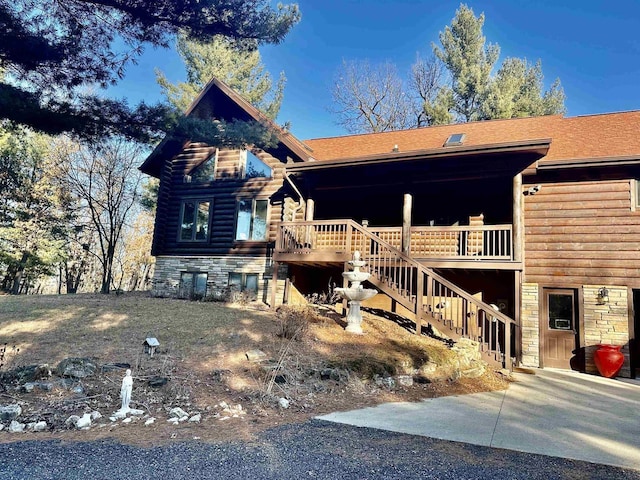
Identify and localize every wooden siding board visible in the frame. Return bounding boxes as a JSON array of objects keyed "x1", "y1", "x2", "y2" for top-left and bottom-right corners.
[{"x1": 524, "y1": 179, "x2": 640, "y2": 285}]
